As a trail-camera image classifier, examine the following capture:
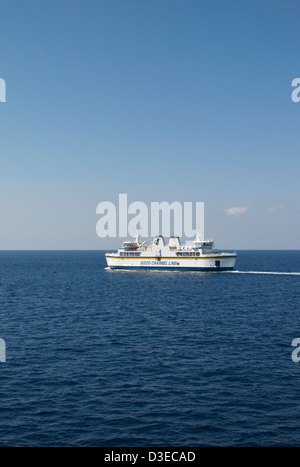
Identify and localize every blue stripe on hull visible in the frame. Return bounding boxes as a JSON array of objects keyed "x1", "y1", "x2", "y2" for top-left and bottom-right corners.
[{"x1": 107, "y1": 266, "x2": 234, "y2": 271}]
